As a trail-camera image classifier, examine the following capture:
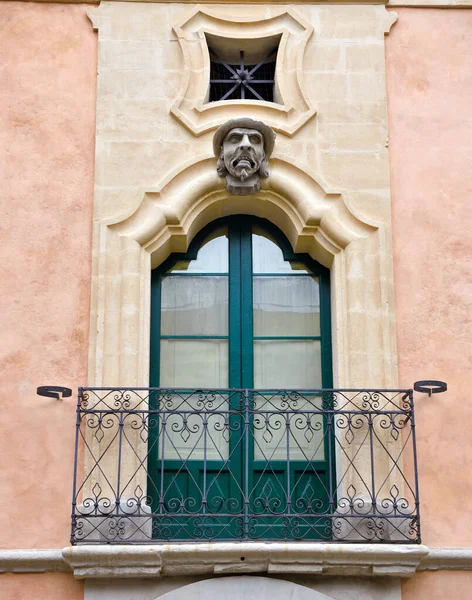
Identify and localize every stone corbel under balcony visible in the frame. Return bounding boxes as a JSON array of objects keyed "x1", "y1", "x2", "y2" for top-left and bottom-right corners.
[
  {"x1": 5, "y1": 546, "x2": 472, "y2": 579},
  {"x1": 61, "y1": 543, "x2": 429, "y2": 579}
]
